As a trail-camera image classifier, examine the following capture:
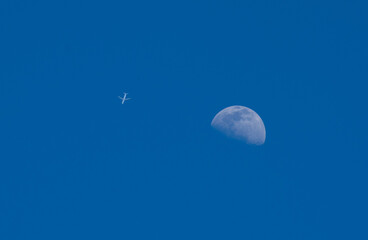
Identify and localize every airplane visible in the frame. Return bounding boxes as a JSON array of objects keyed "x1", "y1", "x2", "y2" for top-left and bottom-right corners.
[{"x1": 118, "y1": 92, "x2": 131, "y2": 104}]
